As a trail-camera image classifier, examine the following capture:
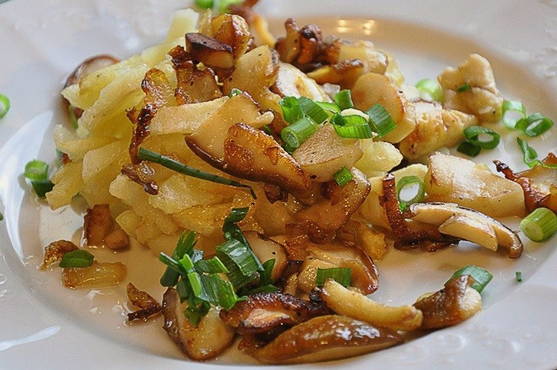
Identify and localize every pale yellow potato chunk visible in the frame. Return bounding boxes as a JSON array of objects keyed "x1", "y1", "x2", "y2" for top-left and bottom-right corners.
[
  {"x1": 355, "y1": 141, "x2": 403, "y2": 178},
  {"x1": 46, "y1": 162, "x2": 84, "y2": 210}
]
